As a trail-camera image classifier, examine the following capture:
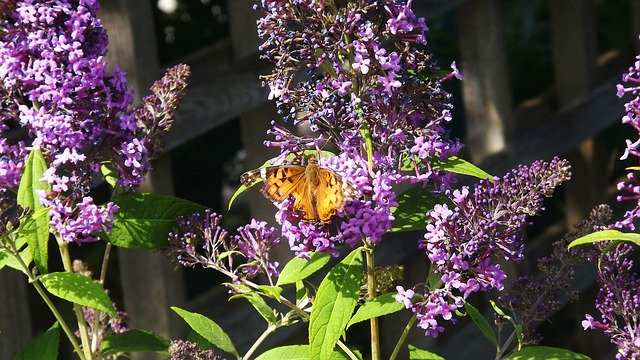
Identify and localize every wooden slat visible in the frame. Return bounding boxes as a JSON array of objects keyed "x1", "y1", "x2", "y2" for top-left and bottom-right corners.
[
  {"x1": 0, "y1": 271, "x2": 31, "y2": 359},
  {"x1": 456, "y1": 0, "x2": 514, "y2": 163},
  {"x1": 100, "y1": 2, "x2": 186, "y2": 357},
  {"x1": 550, "y1": 0, "x2": 605, "y2": 229},
  {"x1": 414, "y1": 0, "x2": 470, "y2": 19}
]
